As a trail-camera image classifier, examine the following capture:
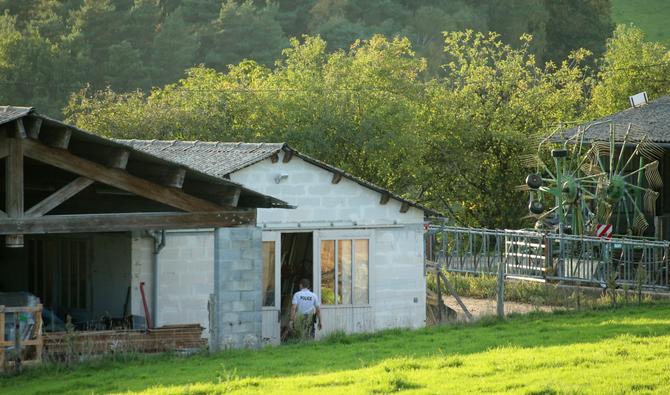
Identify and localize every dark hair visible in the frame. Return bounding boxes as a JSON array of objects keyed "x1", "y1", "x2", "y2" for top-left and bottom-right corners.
[{"x1": 299, "y1": 278, "x2": 311, "y2": 289}]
